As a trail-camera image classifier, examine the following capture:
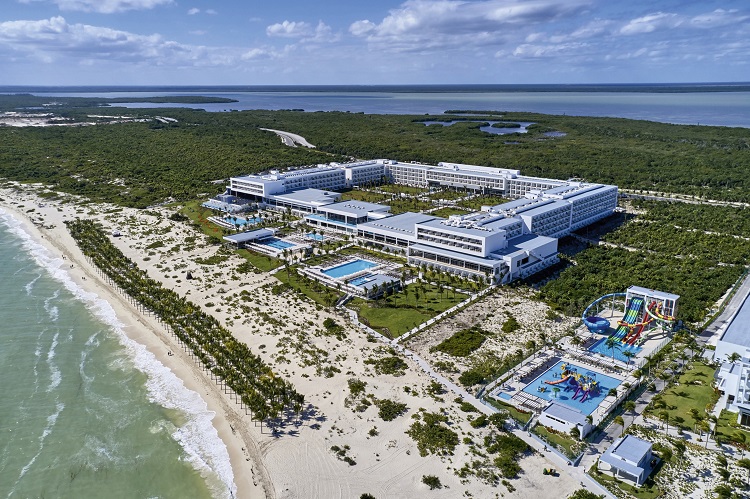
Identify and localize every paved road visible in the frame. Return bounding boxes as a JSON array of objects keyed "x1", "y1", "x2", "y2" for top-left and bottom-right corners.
[{"x1": 259, "y1": 128, "x2": 316, "y2": 148}]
